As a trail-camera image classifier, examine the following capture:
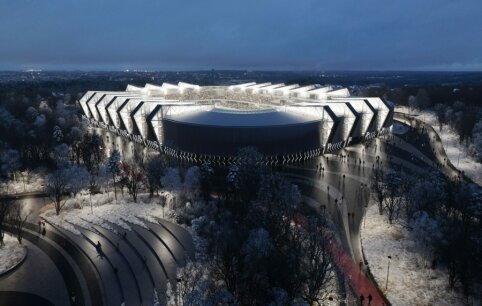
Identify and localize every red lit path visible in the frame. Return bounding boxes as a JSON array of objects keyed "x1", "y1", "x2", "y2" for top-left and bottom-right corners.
[
  {"x1": 294, "y1": 213, "x2": 387, "y2": 305},
  {"x1": 330, "y1": 241, "x2": 386, "y2": 305}
]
